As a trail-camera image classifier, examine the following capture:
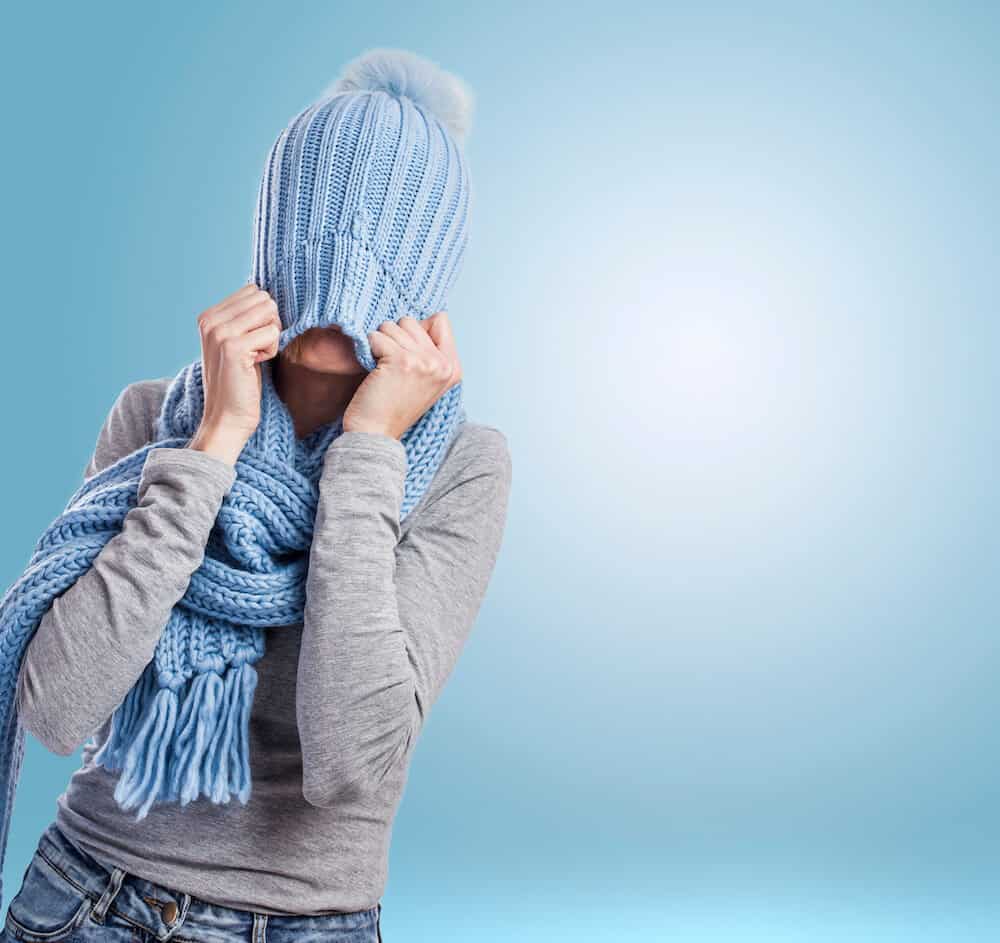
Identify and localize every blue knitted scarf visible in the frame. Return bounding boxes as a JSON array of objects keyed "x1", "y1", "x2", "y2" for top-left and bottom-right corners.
[{"x1": 0, "y1": 355, "x2": 463, "y2": 840}]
